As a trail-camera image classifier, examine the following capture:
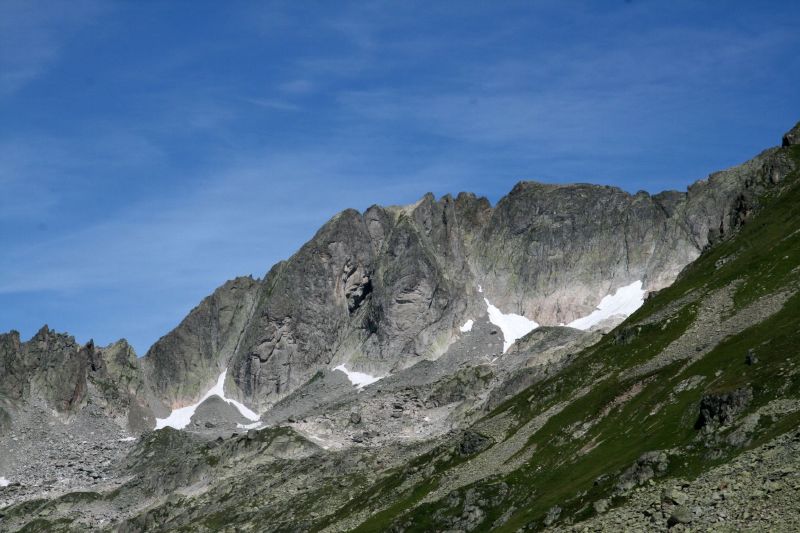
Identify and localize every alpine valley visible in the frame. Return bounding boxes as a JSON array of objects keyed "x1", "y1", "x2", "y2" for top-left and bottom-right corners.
[{"x1": 1, "y1": 121, "x2": 800, "y2": 532}]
